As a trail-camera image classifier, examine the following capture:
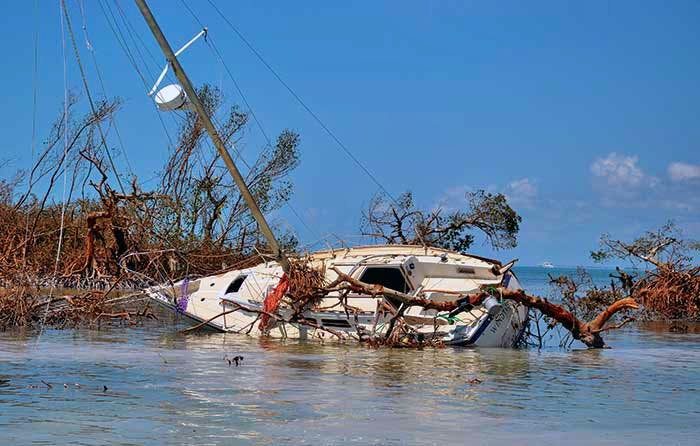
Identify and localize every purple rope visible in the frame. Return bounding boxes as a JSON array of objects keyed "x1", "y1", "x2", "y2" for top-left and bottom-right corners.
[{"x1": 177, "y1": 277, "x2": 190, "y2": 313}]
